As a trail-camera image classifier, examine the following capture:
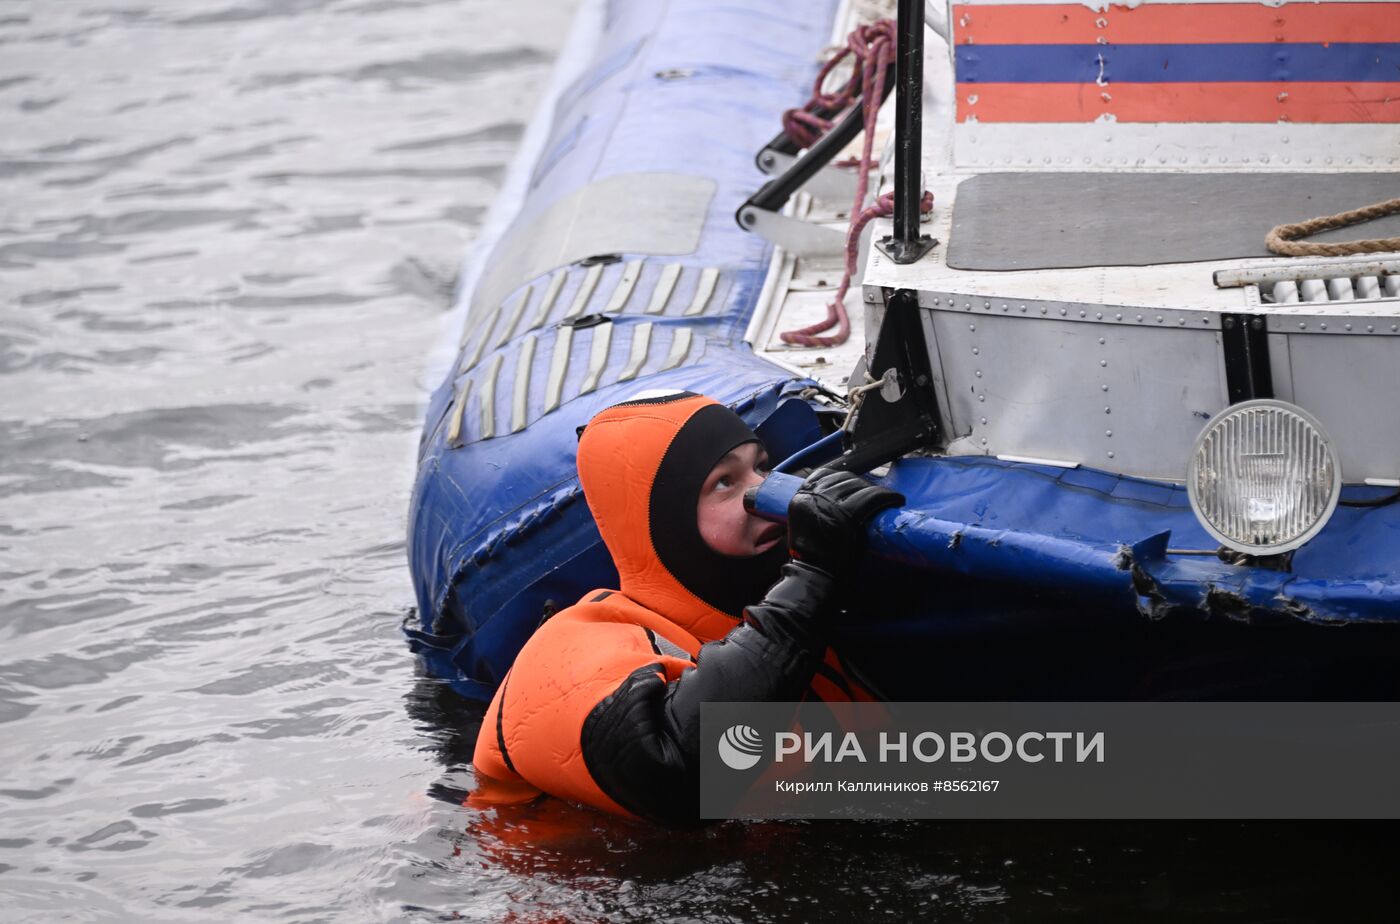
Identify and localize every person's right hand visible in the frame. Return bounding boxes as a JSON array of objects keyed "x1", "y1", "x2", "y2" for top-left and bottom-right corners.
[{"x1": 786, "y1": 467, "x2": 904, "y2": 577}]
